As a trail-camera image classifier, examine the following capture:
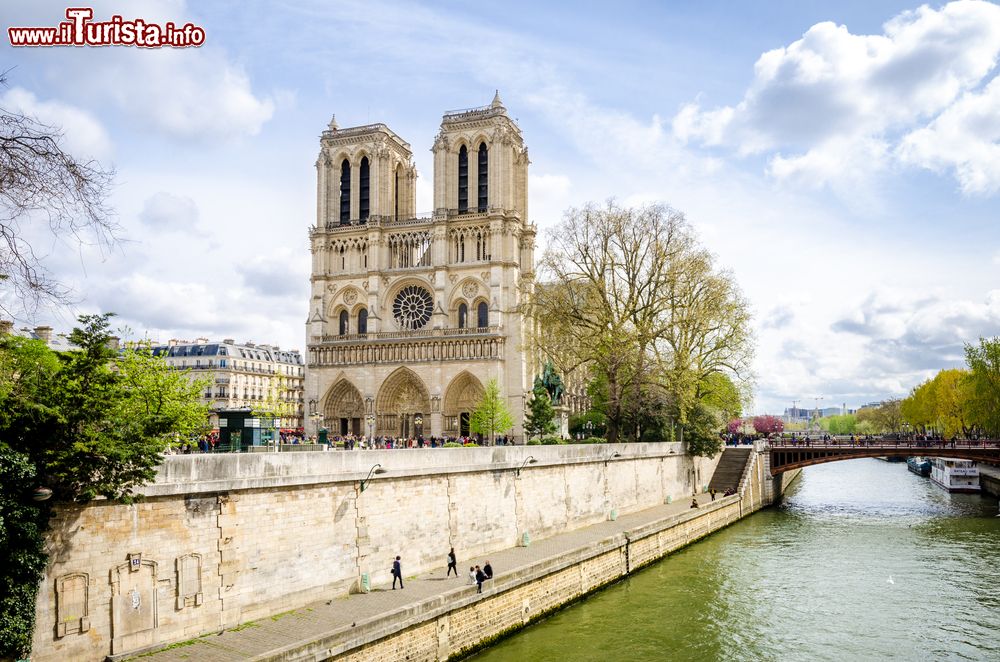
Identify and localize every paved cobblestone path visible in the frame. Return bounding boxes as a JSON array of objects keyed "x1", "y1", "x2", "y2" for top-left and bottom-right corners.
[{"x1": 135, "y1": 492, "x2": 717, "y2": 662}]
